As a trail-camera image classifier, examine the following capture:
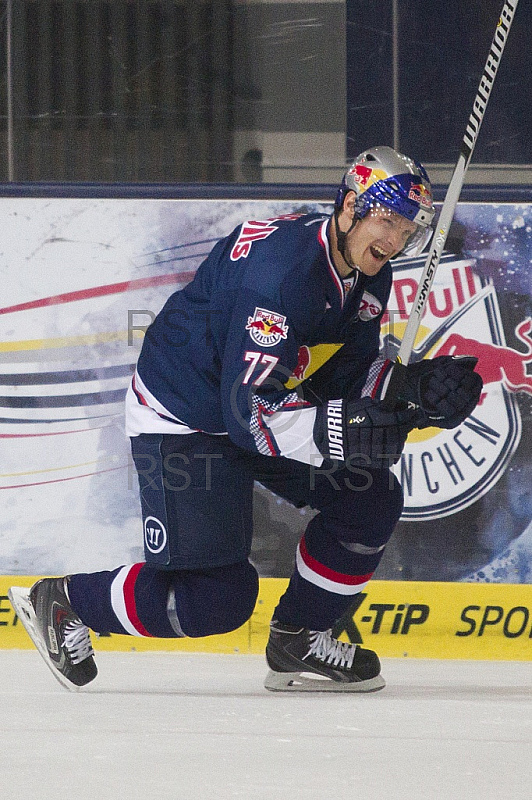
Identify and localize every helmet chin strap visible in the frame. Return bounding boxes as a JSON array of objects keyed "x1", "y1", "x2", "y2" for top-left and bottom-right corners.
[{"x1": 333, "y1": 206, "x2": 359, "y2": 273}]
